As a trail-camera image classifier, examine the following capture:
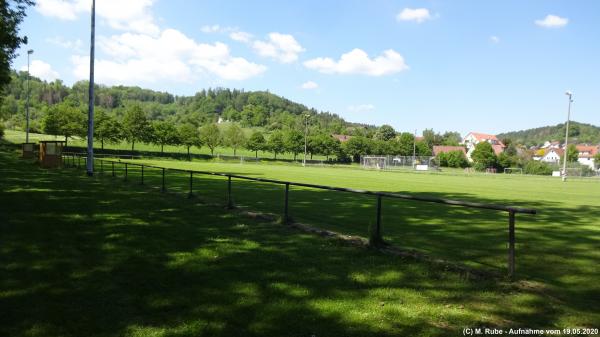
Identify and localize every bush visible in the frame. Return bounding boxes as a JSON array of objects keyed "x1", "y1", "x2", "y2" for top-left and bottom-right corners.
[
  {"x1": 524, "y1": 160, "x2": 552, "y2": 175},
  {"x1": 437, "y1": 150, "x2": 469, "y2": 168},
  {"x1": 0, "y1": 123, "x2": 4, "y2": 139}
]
